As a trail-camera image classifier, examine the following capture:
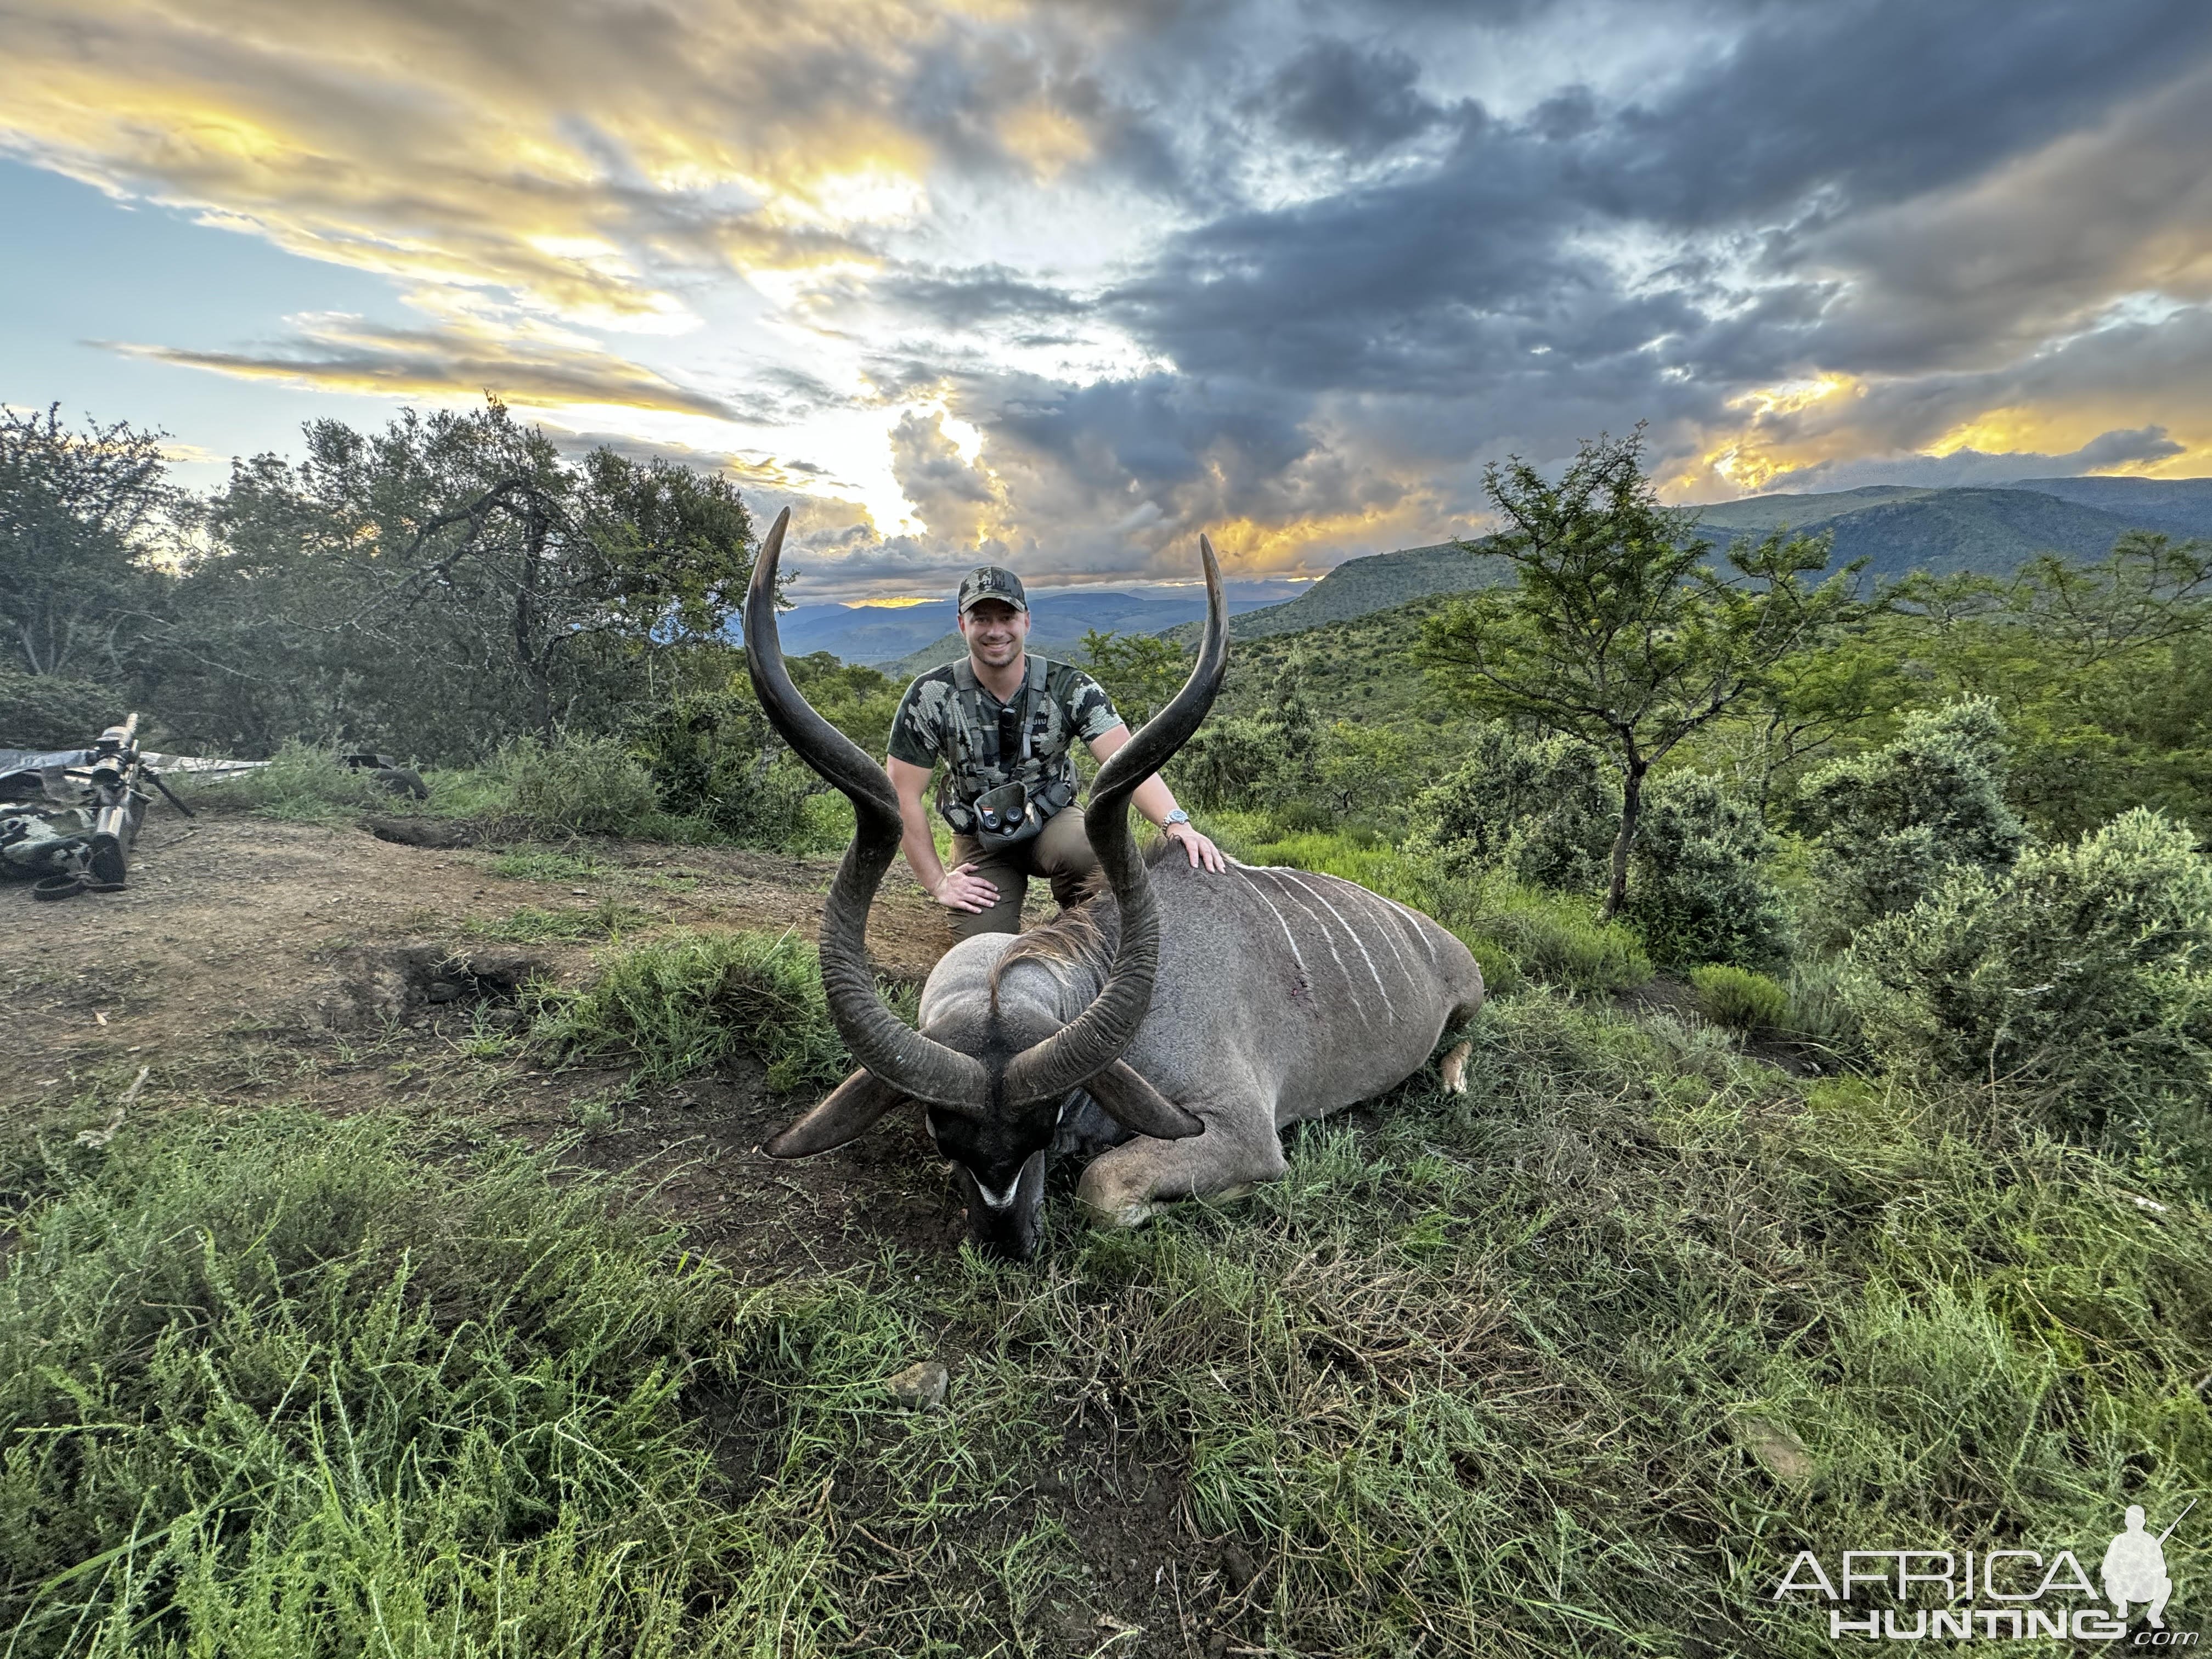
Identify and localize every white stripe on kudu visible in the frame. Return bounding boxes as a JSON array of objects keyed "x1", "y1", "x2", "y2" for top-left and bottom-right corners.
[
  {"x1": 1321, "y1": 871, "x2": 1421, "y2": 989},
  {"x1": 1376, "y1": 891, "x2": 1441, "y2": 966},
  {"x1": 1252, "y1": 868, "x2": 1370, "y2": 1017},
  {"x1": 1233, "y1": 864, "x2": 1310, "y2": 977},
  {"x1": 1277, "y1": 870, "x2": 1397, "y2": 1020}
]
